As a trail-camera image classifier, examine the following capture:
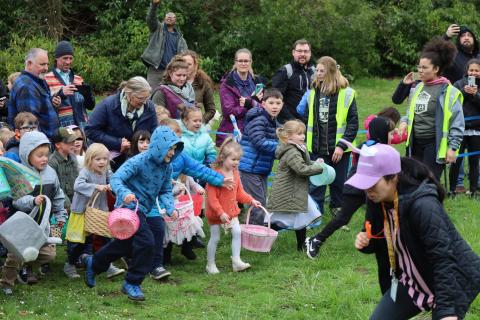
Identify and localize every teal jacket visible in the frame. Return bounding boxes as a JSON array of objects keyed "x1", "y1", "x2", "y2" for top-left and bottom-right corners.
[
  {"x1": 179, "y1": 121, "x2": 217, "y2": 165},
  {"x1": 140, "y1": 3, "x2": 188, "y2": 69}
]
